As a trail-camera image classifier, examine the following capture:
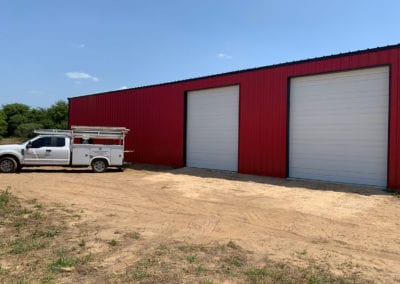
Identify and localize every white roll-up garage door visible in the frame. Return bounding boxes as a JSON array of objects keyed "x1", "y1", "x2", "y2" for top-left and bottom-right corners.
[
  {"x1": 186, "y1": 85, "x2": 239, "y2": 171},
  {"x1": 289, "y1": 66, "x2": 389, "y2": 187}
]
